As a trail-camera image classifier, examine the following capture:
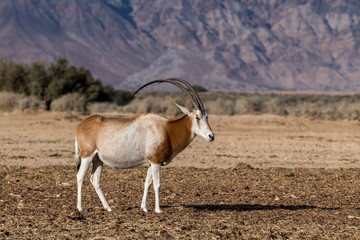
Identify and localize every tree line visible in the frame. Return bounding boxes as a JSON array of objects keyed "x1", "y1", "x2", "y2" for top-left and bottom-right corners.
[{"x1": 0, "y1": 57, "x2": 131, "y2": 109}]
